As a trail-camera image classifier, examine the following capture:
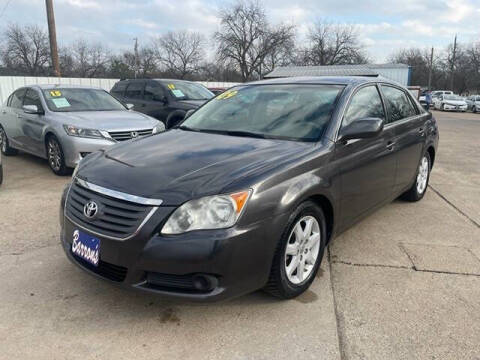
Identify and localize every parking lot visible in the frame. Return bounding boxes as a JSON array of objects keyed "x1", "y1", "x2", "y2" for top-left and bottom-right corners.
[{"x1": 0, "y1": 110, "x2": 479, "y2": 359}]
